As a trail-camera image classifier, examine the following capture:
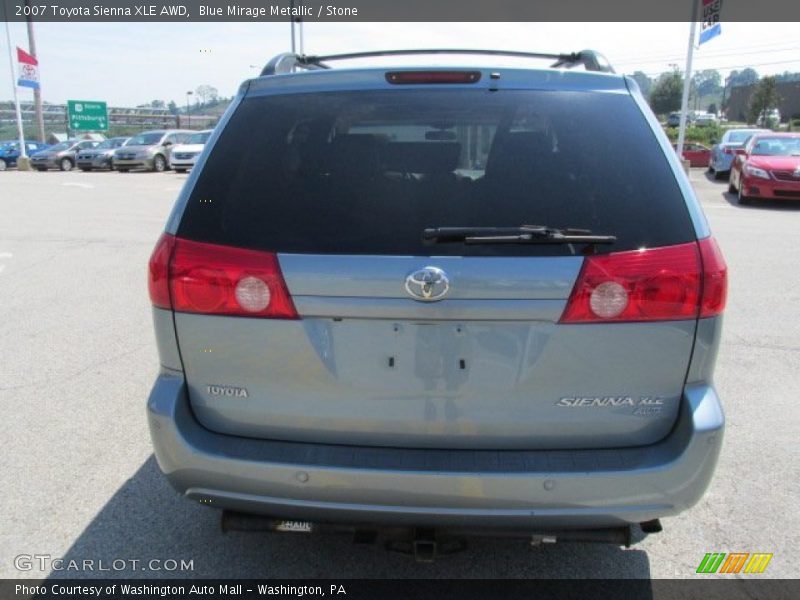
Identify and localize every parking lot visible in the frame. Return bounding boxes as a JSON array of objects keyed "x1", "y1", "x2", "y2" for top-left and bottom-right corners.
[{"x1": 0, "y1": 168, "x2": 798, "y2": 579}]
